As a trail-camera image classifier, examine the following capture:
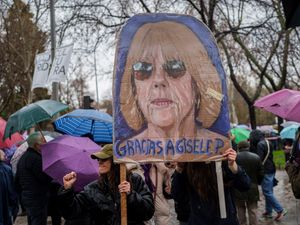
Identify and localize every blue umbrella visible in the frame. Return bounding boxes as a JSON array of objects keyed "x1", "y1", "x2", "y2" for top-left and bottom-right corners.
[
  {"x1": 54, "y1": 109, "x2": 112, "y2": 143},
  {"x1": 280, "y1": 124, "x2": 300, "y2": 140}
]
